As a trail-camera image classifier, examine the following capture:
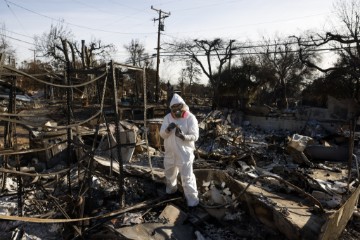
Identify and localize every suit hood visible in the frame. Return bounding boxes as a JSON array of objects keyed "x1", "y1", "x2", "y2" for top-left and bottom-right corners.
[{"x1": 169, "y1": 93, "x2": 189, "y2": 111}]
